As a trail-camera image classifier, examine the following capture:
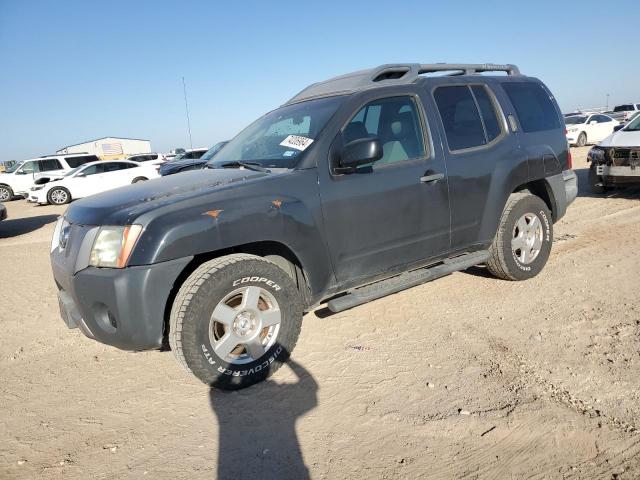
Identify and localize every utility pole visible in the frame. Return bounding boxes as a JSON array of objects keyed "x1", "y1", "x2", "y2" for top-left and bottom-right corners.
[
  {"x1": 606, "y1": 93, "x2": 610, "y2": 111},
  {"x1": 182, "y1": 76, "x2": 193, "y2": 149}
]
